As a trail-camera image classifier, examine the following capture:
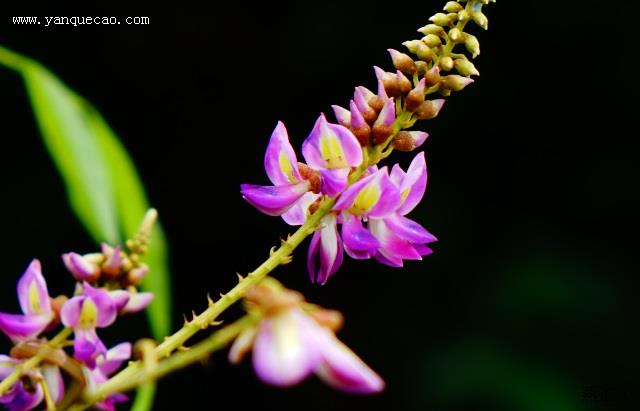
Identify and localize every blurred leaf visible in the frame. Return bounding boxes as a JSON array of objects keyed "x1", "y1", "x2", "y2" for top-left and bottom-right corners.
[{"x1": 0, "y1": 46, "x2": 172, "y2": 411}]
